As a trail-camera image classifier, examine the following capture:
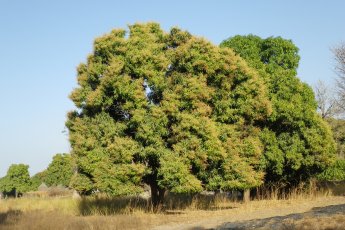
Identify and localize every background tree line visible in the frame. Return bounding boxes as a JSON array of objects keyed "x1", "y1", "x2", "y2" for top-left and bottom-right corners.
[
  {"x1": 315, "y1": 42, "x2": 345, "y2": 181},
  {"x1": 0, "y1": 153, "x2": 73, "y2": 197}
]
